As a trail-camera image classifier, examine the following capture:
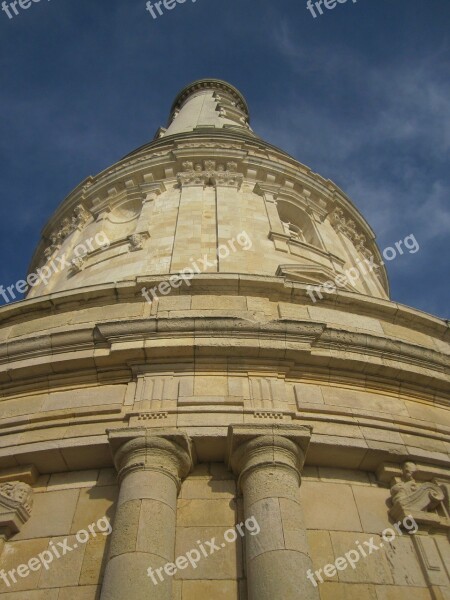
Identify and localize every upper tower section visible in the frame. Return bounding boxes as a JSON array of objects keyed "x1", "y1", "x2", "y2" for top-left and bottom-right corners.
[
  {"x1": 26, "y1": 79, "x2": 389, "y2": 301},
  {"x1": 159, "y1": 79, "x2": 253, "y2": 138}
]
